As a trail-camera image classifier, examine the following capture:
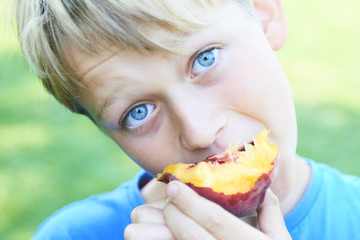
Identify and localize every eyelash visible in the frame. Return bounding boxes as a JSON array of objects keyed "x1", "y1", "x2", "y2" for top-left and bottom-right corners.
[{"x1": 120, "y1": 103, "x2": 156, "y2": 131}]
